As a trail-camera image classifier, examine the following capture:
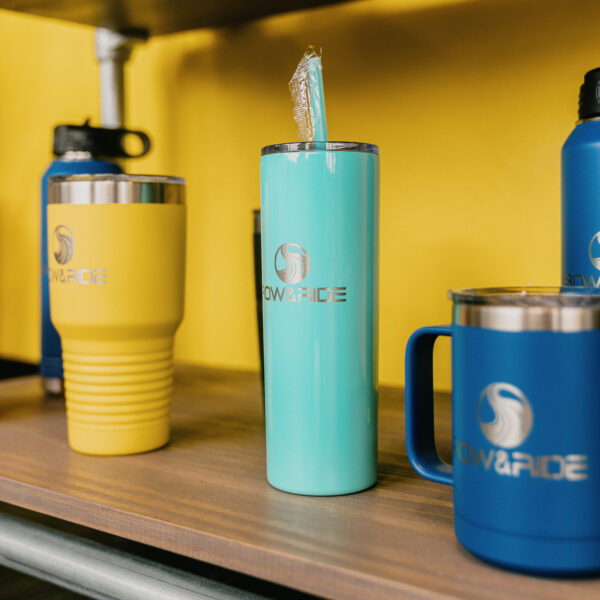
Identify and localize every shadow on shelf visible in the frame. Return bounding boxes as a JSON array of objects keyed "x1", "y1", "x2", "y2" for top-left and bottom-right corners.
[{"x1": 0, "y1": 359, "x2": 38, "y2": 381}]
